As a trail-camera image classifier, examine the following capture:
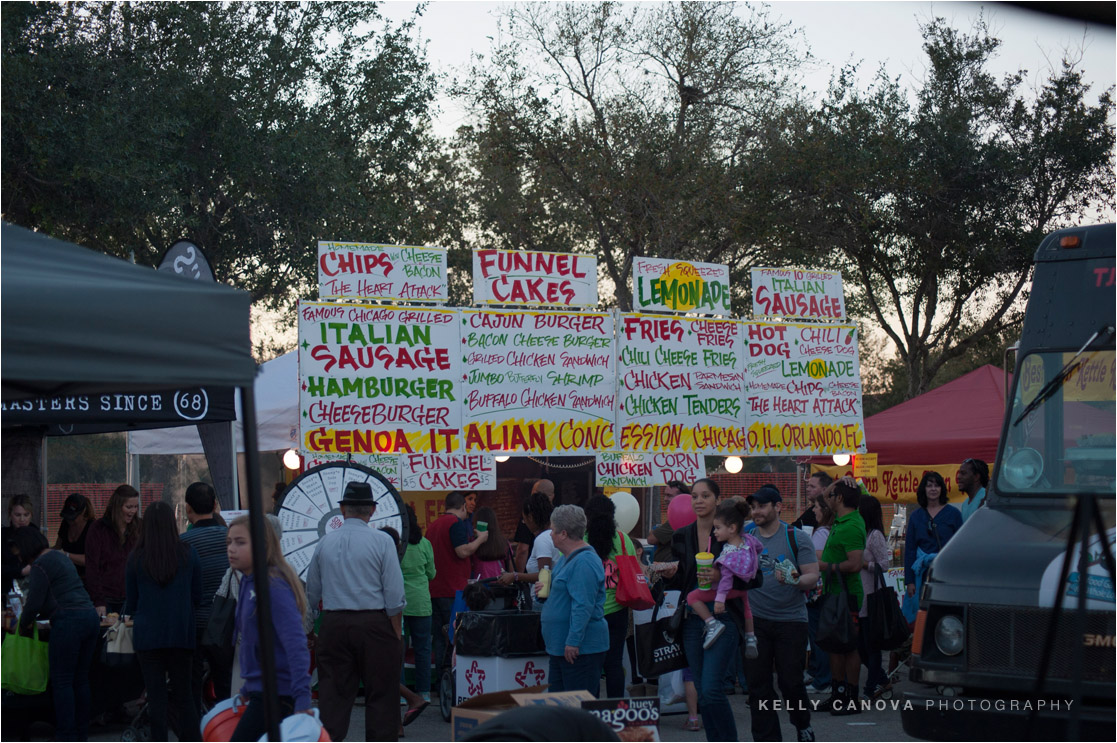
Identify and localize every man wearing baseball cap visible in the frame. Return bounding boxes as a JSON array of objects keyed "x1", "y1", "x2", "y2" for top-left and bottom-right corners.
[{"x1": 743, "y1": 486, "x2": 821, "y2": 742}]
